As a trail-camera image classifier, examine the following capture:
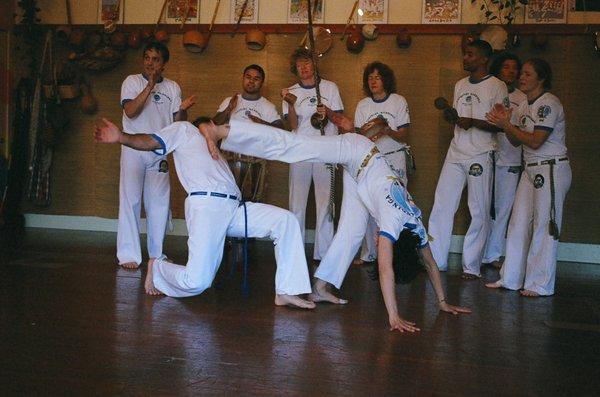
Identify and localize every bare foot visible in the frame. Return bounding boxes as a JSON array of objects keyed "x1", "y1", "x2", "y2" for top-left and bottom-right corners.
[
  {"x1": 461, "y1": 272, "x2": 480, "y2": 280},
  {"x1": 120, "y1": 261, "x2": 139, "y2": 270},
  {"x1": 275, "y1": 294, "x2": 316, "y2": 309},
  {"x1": 485, "y1": 280, "x2": 503, "y2": 289},
  {"x1": 520, "y1": 289, "x2": 540, "y2": 297},
  {"x1": 352, "y1": 258, "x2": 364, "y2": 266},
  {"x1": 308, "y1": 280, "x2": 348, "y2": 304},
  {"x1": 145, "y1": 258, "x2": 164, "y2": 296}
]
